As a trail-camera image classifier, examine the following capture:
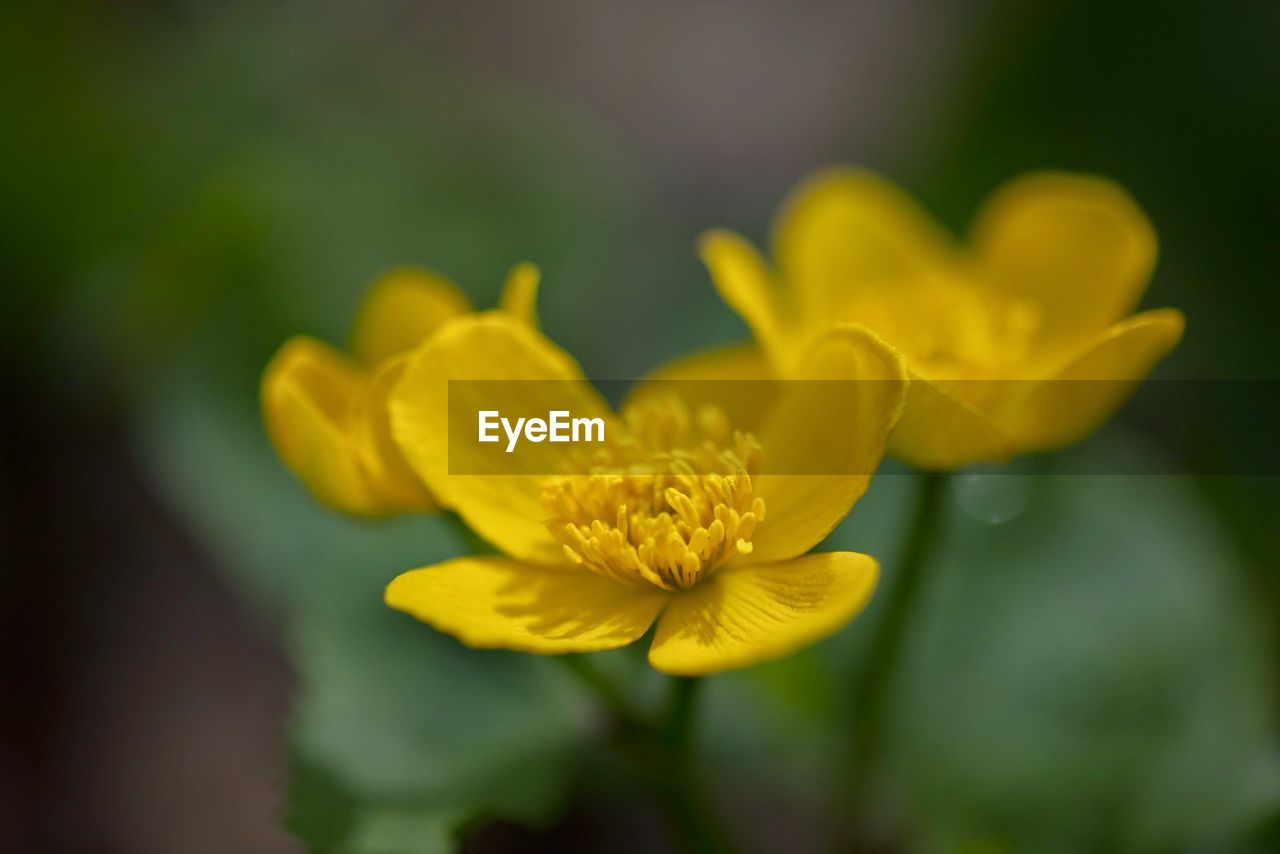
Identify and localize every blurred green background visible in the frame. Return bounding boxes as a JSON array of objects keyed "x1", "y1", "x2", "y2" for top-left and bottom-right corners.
[{"x1": 2, "y1": 1, "x2": 1277, "y2": 852}]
